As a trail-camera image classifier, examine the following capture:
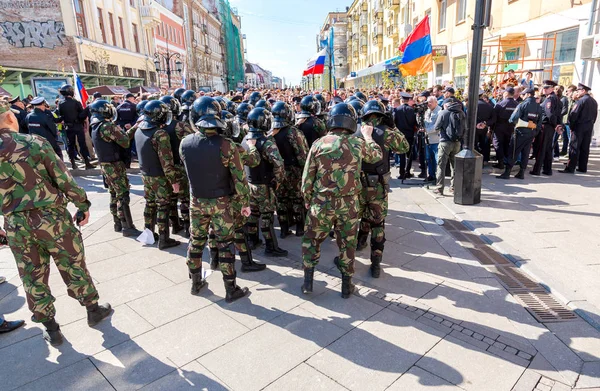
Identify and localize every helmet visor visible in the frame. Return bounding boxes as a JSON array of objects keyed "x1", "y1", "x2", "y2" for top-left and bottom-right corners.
[
  {"x1": 110, "y1": 106, "x2": 118, "y2": 122},
  {"x1": 165, "y1": 111, "x2": 173, "y2": 126}
]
